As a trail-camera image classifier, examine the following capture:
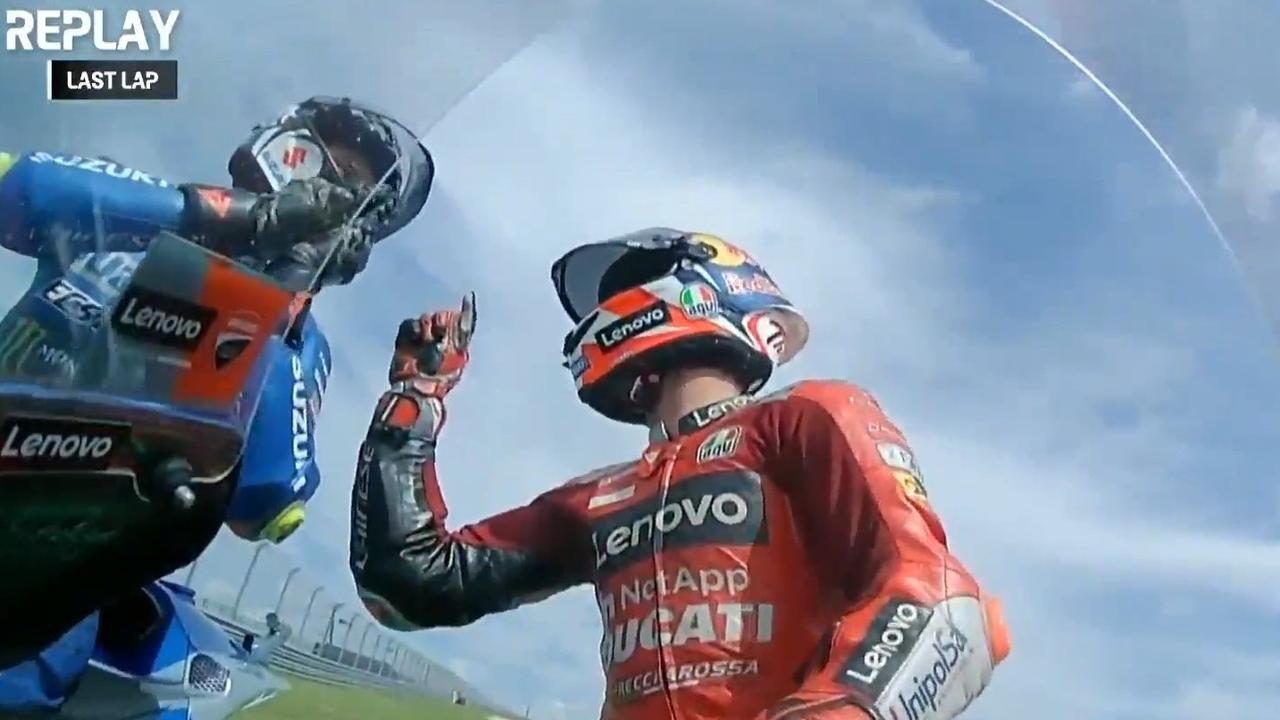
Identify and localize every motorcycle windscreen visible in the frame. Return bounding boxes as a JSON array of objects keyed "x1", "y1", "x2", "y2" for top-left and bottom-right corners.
[
  {"x1": 0, "y1": 230, "x2": 293, "y2": 484},
  {"x1": 0, "y1": 0, "x2": 587, "y2": 681}
]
